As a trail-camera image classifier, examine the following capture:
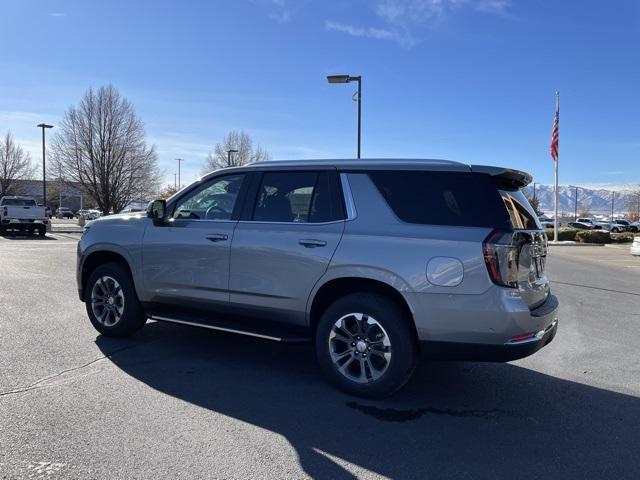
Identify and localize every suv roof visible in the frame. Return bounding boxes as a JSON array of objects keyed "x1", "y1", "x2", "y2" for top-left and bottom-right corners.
[{"x1": 206, "y1": 159, "x2": 532, "y2": 188}]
